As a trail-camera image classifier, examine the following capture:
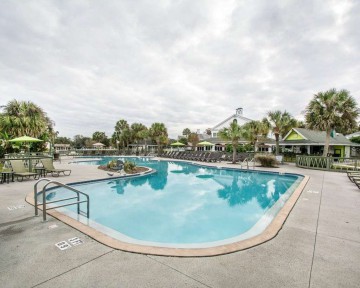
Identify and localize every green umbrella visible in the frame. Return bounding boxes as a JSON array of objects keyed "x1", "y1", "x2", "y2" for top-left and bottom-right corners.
[
  {"x1": 170, "y1": 141, "x2": 185, "y2": 146},
  {"x1": 9, "y1": 135, "x2": 43, "y2": 153},
  {"x1": 197, "y1": 141, "x2": 214, "y2": 146},
  {"x1": 9, "y1": 136, "x2": 43, "y2": 143}
]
